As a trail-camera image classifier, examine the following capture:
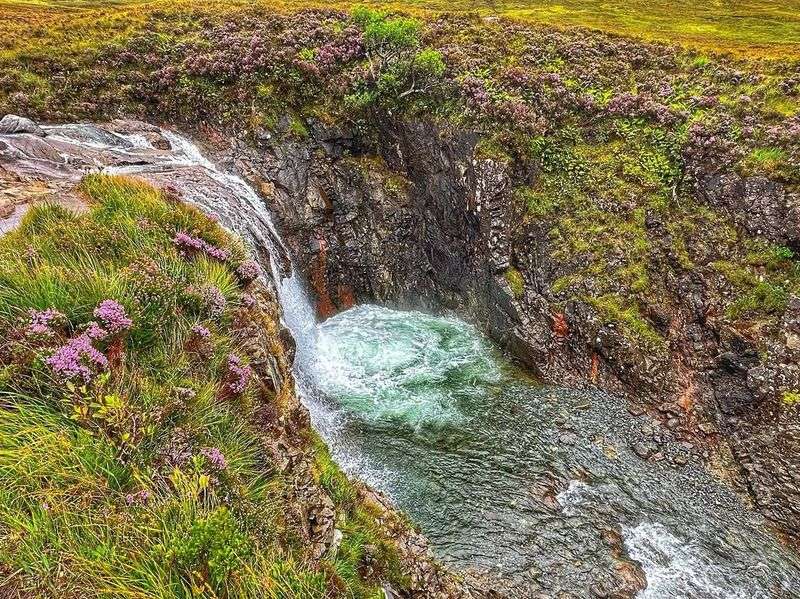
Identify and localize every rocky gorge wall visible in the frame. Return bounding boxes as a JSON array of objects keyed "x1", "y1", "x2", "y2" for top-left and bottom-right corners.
[{"x1": 221, "y1": 115, "x2": 800, "y2": 544}]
